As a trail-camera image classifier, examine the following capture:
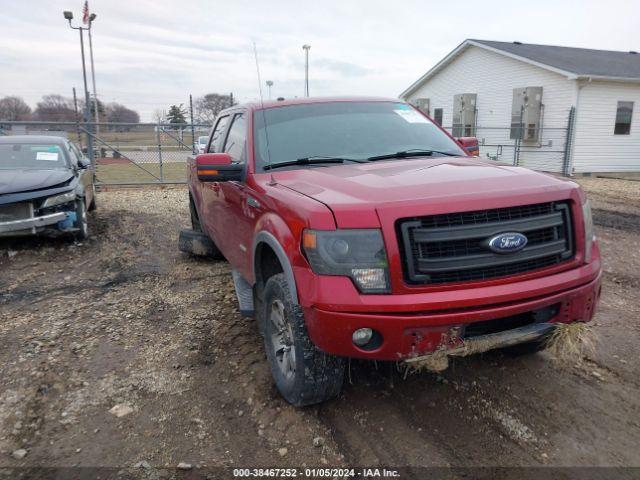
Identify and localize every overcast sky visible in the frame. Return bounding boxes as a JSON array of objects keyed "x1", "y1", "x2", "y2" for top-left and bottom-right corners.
[{"x1": 1, "y1": 0, "x2": 639, "y2": 121}]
